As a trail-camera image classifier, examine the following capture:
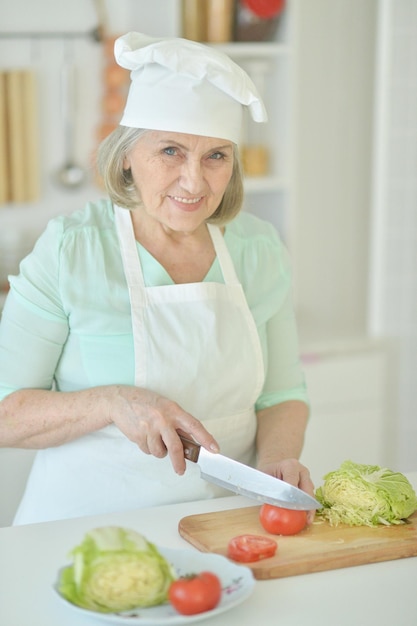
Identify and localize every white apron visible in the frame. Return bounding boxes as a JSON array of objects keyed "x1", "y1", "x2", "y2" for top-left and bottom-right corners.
[{"x1": 13, "y1": 206, "x2": 264, "y2": 524}]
